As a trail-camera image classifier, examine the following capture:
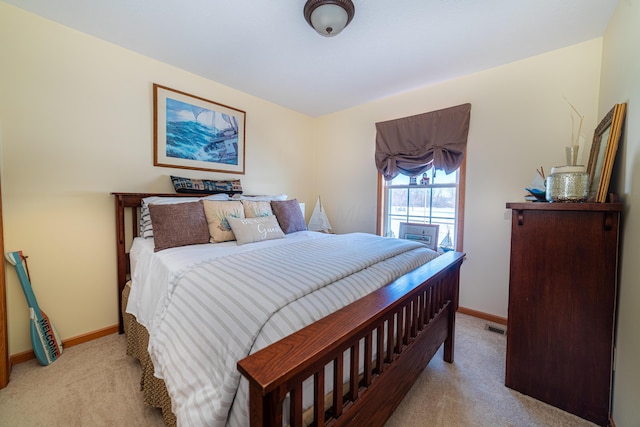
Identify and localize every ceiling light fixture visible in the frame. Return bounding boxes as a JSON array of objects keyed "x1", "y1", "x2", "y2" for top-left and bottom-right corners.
[{"x1": 304, "y1": 0, "x2": 355, "y2": 37}]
